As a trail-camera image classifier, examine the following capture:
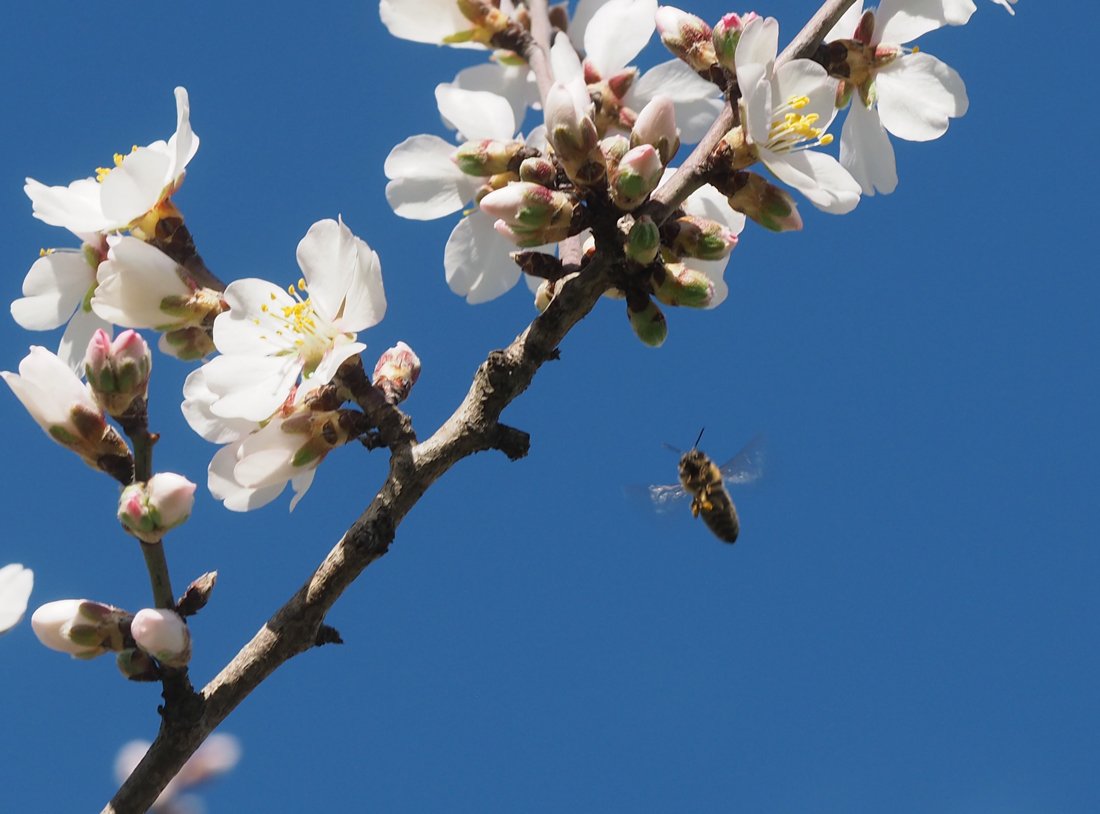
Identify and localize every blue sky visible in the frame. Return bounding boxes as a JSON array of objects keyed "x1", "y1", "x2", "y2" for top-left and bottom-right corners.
[{"x1": 2, "y1": 1, "x2": 1098, "y2": 811}]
